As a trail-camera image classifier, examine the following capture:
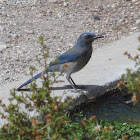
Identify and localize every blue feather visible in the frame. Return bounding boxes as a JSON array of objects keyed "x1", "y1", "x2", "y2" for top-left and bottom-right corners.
[
  {"x1": 17, "y1": 72, "x2": 43, "y2": 90},
  {"x1": 49, "y1": 47, "x2": 82, "y2": 66}
]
